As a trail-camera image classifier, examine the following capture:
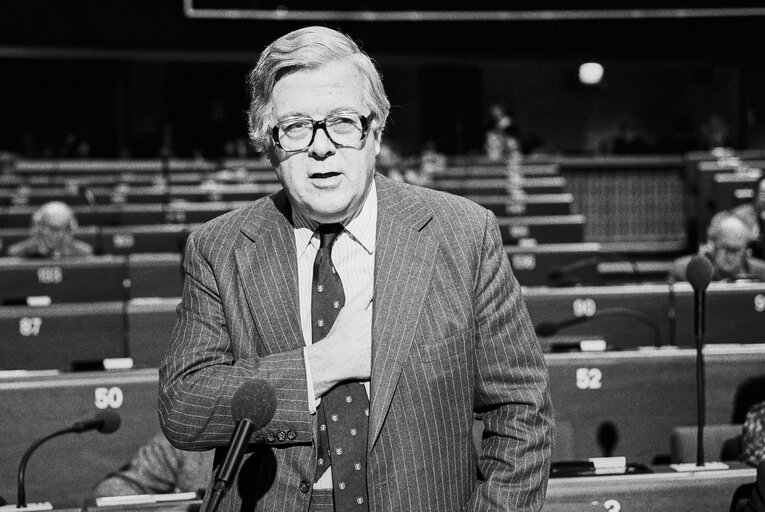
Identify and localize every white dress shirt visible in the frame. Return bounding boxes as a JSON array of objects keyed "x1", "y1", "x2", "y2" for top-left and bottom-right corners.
[{"x1": 293, "y1": 181, "x2": 377, "y2": 489}]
